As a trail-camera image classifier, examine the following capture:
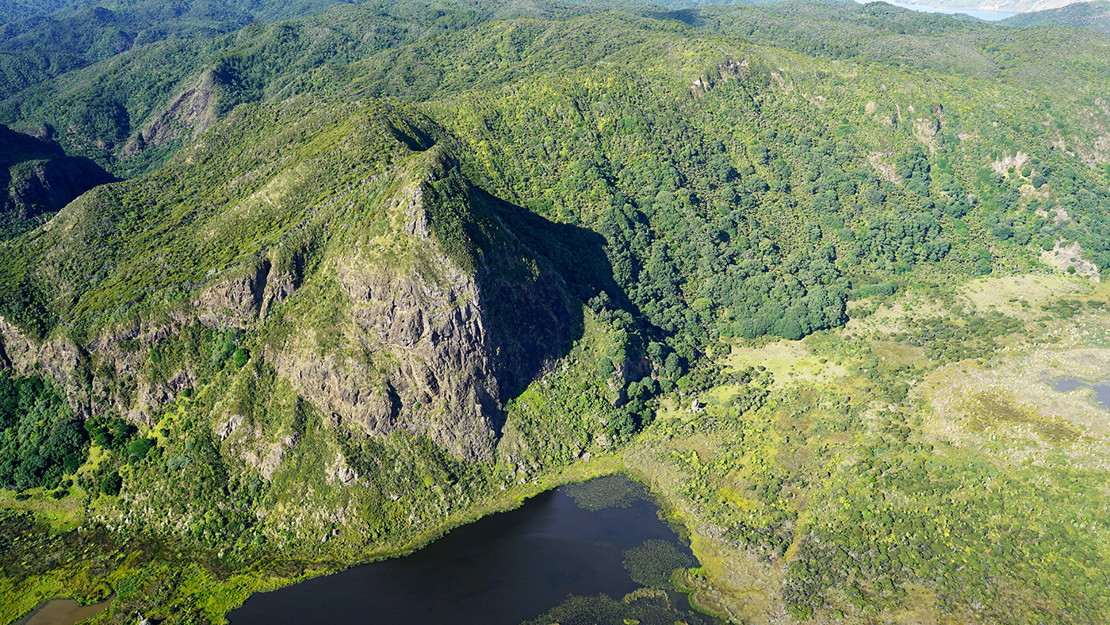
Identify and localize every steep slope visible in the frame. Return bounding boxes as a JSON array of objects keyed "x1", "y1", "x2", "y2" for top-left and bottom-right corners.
[
  {"x1": 0, "y1": 100, "x2": 641, "y2": 625},
  {"x1": 0, "y1": 97, "x2": 594, "y2": 460},
  {"x1": 0, "y1": 0, "x2": 73, "y2": 25},
  {"x1": 3, "y1": 2, "x2": 1110, "y2": 623},
  {"x1": 0, "y1": 124, "x2": 112, "y2": 240},
  {"x1": 0, "y1": 0, "x2": 358, "y2": 100},
  {"x1": 0, "y1": 0, "x2": 597, "y2": 176}
]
